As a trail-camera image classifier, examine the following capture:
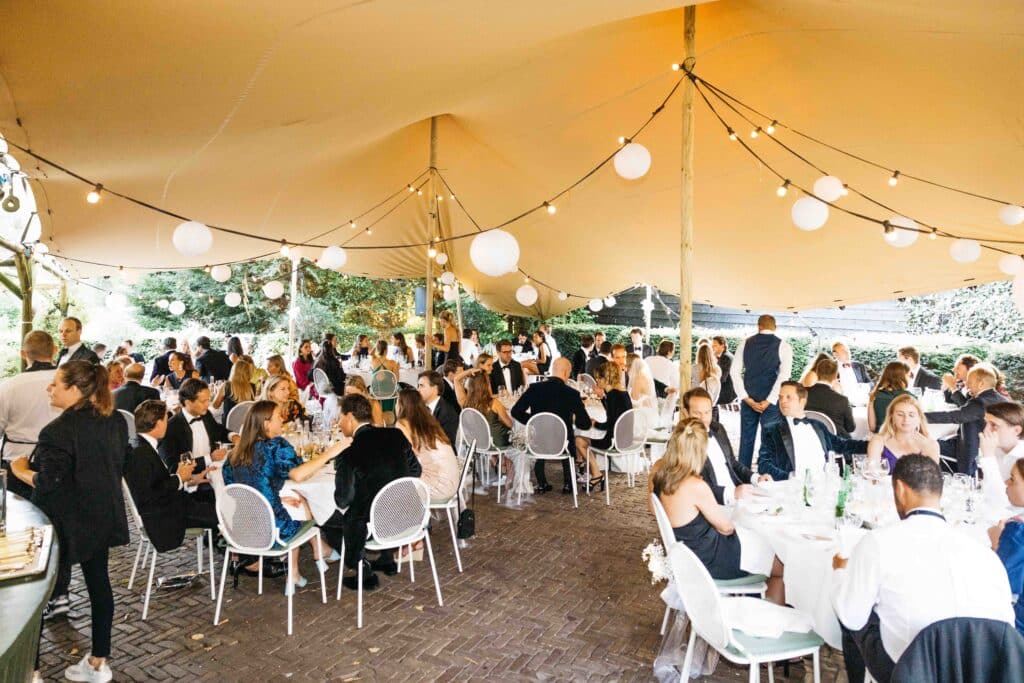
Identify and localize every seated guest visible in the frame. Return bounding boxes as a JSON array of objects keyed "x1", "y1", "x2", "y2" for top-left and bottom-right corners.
[
  {"x1": 332, "y1": 394, "x2": 422, "y2": 588},
  {"x1": 395, "y1": 389, "x2": 459, "y2": 503},
  {"x1": 313, "y1": 335, "x2": 346, "y2": 394},
  {"x1": 757, "y1": 382, "x2": 867, "y2": 482},
  {"x1": 124, "y1": 400, "x2": 218, "y2": 553},
  {"x1": 344, "y1": 376, "x2": 386, "y2": 427},
  {"x1": 106, "y1": 360, "x2": 125, "y2": 390},
  {"x1": 455, "y1": 369, "x2": 513, "y2": 449},
  {"x1": 265, "y1": 353, "x2": 293, "y2": 381},
  {"x1": 988, "y1": 459, "x2": 1024, "y2": 638},
  {"x1": 490, "y1": 340, "x2": 526, "y2": 395},
  {"x1": 292, "y1": 339, "x2": 317, "y2": 397},
  {"x1": 942, "y1": 353, "x2": 981, "y2": 407},
  {"x1": 800, "y1": 352, "x2": 833, "y2": 388},
  {"x1": 262, "y1": 375, "x2": 306, "y2": 426},
  {"x1": 473, "y1": 352, "x2": 494, "y2": 376},
  {"x1": 576, "y1": 362, "x2": 627, "y2": 489},
  {"x1": 113, "y1": 363, "x2": 160, "y2": 414},
  {"x1": 805, "y1": 358, "x2": 857, "y2": 436},
  {"x1": 585, "y1": 341, "x2": 612, "y2": 379},
  {"x1": 831, "y1": 341, "x2": 872, "y2": 389},
  {"x1": 441, "y1": 359, "x2": 462, "y2": 412},
  {"x1": 690, "y1": 342, "x2": 721, "y2": 404},
  {"x1": 149, "y1": 337, "x2": 176, "y2": 381},
  {"x1": 867, "y1": 361, "x2": 912, "y2": 433},
  {"x1": 897, "y1": 346, "x2": 942, "y2": 391},
  {"x1": 927, "y1": 364, "x2": 1004, "y2": 475},
  {"x1": 390, "y1": 332, "x2": 415, "y2": 366},
  {"x1": 158, "y1": 351, "x2": 200, "y2": 390},
  {"x1": 194, "y1": 336, "x2": 232, "y2": 382},
  {"x1": 682, "y1": 388, "x2": 754, "y2": 504},
  {"x1": 650, "y1": 418, "x2": 783, "y2": 602},
  {"x1": 213, "y1": 358, "x2": 258, "y2": 422},
  {"x1": 511, "y1": 357, "x2": 592, "y2": 494},
  {"x1": 981, "y1": 402, "x2": 1024, "y2": 481},
  {"x1": 159, "y1": 379, "x2": 230, "y2": 472},
  {"x1": 121, "y1": 339, "x2": 145, "y2": 364},
  {"x1": 222, "y1": 400, "x2": 340, "y2": 590},
  {"x1": 514, "y1": 331, "x2": 533, "y2": 356},
  {"x1": 646, "y1": 339, "x2": 678, "y2": 398},
  {"x1": 867, "y1": 394, "x2": 940, "y2": 470},
  {"x1": 368, "y1": 341, "x2": 400, "y2": 419},
  {"x1": 350, "y1": 334, "x2": 372, "y2": 361},
  {"x1": 414, "y1": 333, "x2": 426, "y2": 367},
  {"x1": 832, "y1": 455, "x2": 1013, "y2": 683},
  {"x1": 571, "y1": 334, "x2": 594, "y2": 380},
  {"x1": 418, "y1": 371, "x2": 460, "y2": 448}
]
